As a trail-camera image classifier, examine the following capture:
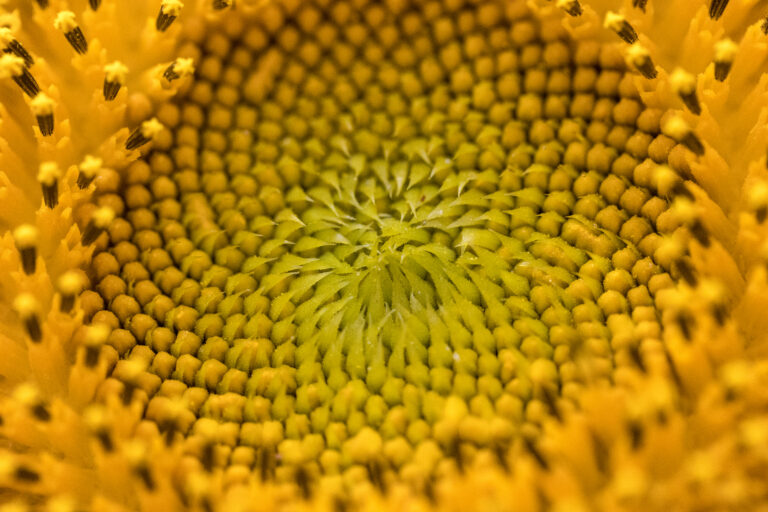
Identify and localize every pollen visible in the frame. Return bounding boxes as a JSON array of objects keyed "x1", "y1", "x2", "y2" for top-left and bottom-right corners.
[{"x1": 1, "y1": 0, "x2": 768, "y2": 510}]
